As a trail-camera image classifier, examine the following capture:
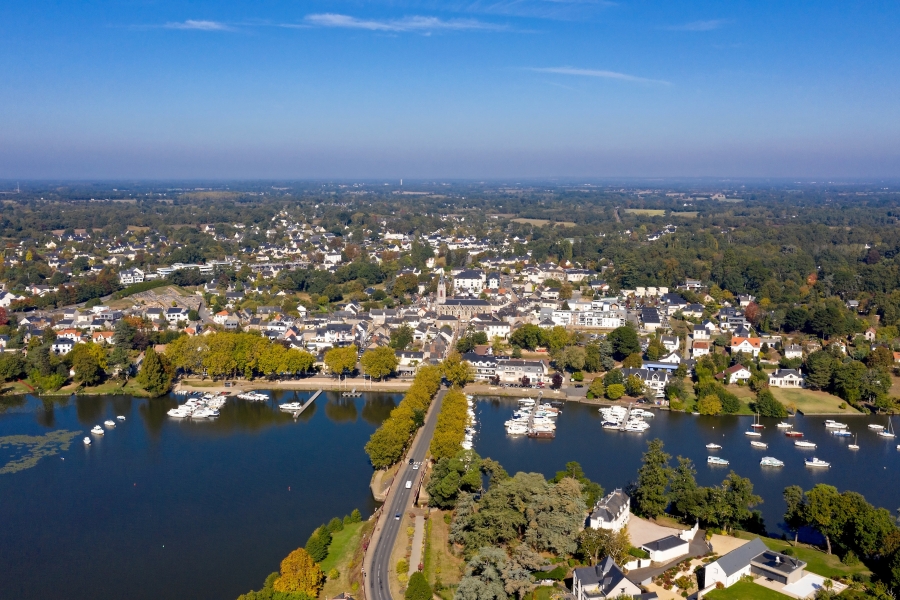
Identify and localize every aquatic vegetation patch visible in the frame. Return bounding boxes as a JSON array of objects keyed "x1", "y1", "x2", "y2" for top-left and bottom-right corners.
[{"x1": 0, "y1": 430, "x2": 81, "y2": 475}]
